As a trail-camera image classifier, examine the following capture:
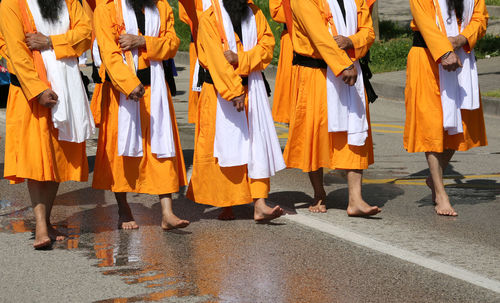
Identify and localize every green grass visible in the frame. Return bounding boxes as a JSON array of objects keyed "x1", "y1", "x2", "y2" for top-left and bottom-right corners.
[
  {"x1": 486, "y1": 0, "x2": 500, "y2": 6},
  {"x1": 483, "y1": 89, "x2": 500, "y2": 98}
]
